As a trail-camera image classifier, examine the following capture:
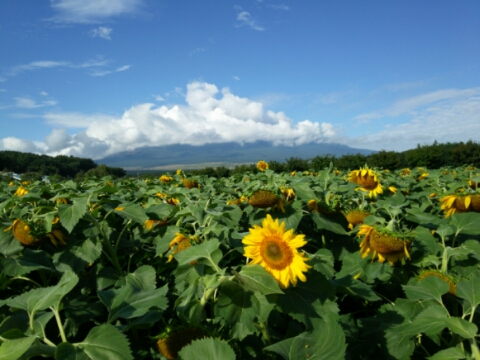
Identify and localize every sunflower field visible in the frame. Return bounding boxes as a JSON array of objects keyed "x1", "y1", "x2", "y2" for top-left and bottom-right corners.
[{"x1": 1, "y1": 163, "x2": 480, "y2": 359}]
